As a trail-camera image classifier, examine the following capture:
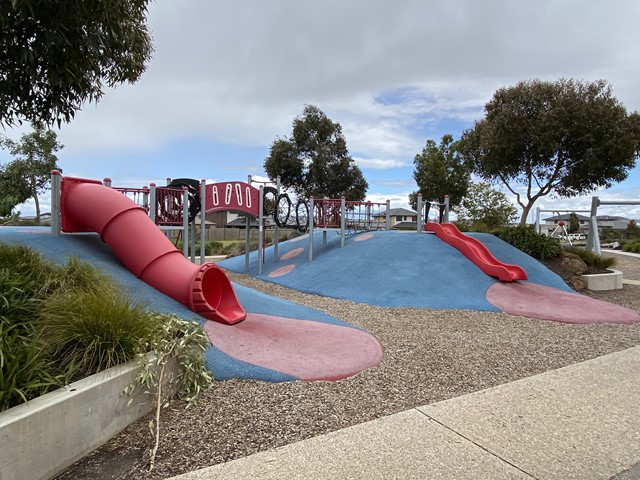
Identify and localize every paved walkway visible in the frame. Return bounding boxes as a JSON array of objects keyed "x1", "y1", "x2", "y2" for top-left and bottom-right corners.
[{"x1": 172, "y1": 345, "x2": 640, "y2": 480}]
